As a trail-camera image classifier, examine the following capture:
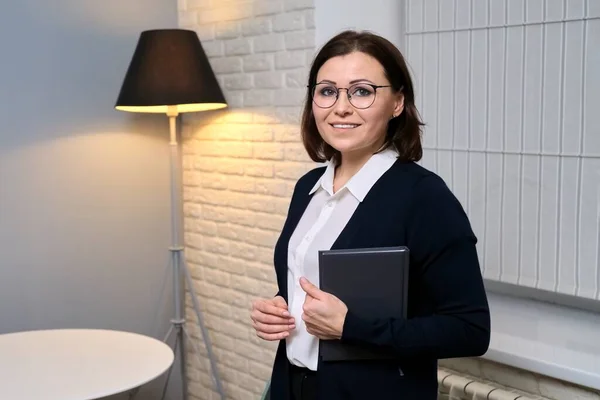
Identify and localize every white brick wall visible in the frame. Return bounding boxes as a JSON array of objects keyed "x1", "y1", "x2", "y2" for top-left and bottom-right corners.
[{"x1": 178, "y1": 0, "x2": 316, "y2": 399}]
